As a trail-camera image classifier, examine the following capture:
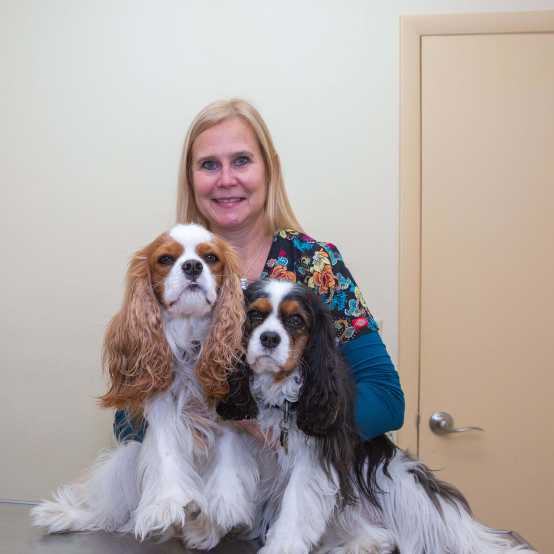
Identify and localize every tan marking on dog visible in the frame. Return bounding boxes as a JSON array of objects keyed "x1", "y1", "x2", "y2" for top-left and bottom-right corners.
[
  {"x1": 249, "y1": 297, "x2": 273, "y2": 314},
  {"x1": 274, "y1": 301, "x2": 310, "y2": 381},
  {"x1": 148, "y1": 235, "x2": 185, "y2": 304},
  {"x1": 279, "y1": 300, "x2": 303, "y2": 318},
  {"x1": 195, "y1": 241, "x2": 226, "y2": 287}
]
